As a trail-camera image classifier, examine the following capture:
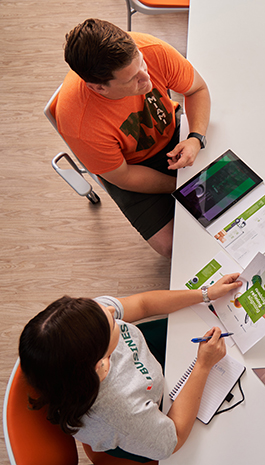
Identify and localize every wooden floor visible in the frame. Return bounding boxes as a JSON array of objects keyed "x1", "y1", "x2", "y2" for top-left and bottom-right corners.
[{"x1": 0, "y1": 1, "x2": 188, "y2": 463}]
